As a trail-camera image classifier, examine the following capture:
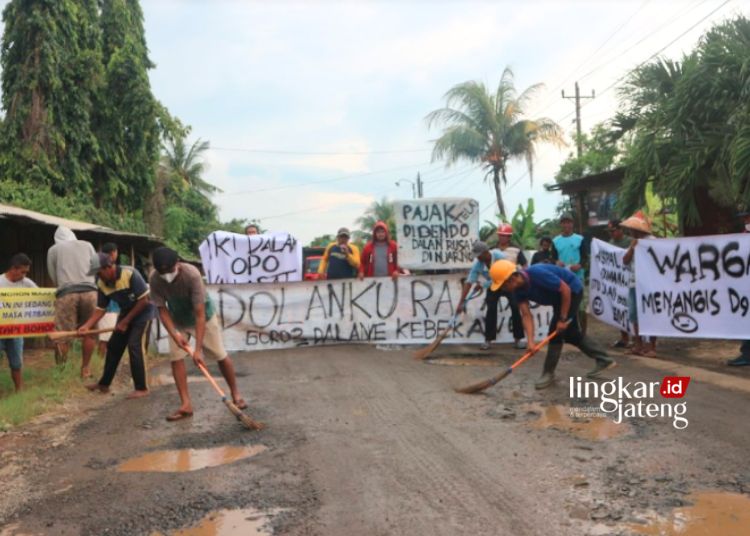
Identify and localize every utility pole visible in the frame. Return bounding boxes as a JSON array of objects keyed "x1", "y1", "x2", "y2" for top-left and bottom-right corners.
[
  {"x1": 562, "y1": 82, "x2": 595, "y2": 157},
  {"x1": 416, "y1": 172, "x2": 423, "y2": 198}
]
